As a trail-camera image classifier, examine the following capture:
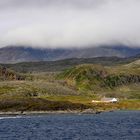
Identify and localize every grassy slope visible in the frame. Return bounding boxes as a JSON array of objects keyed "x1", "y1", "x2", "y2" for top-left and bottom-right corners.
[
  {"x1": 1, "y1": 56, "x2": 140, "y2": 73},
  {"x1": 0, "y1": 59, "x2": 140, "y2": 111},
  {"x1": 58, "y1": 63, "x2": 140, "y2": 97}
]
